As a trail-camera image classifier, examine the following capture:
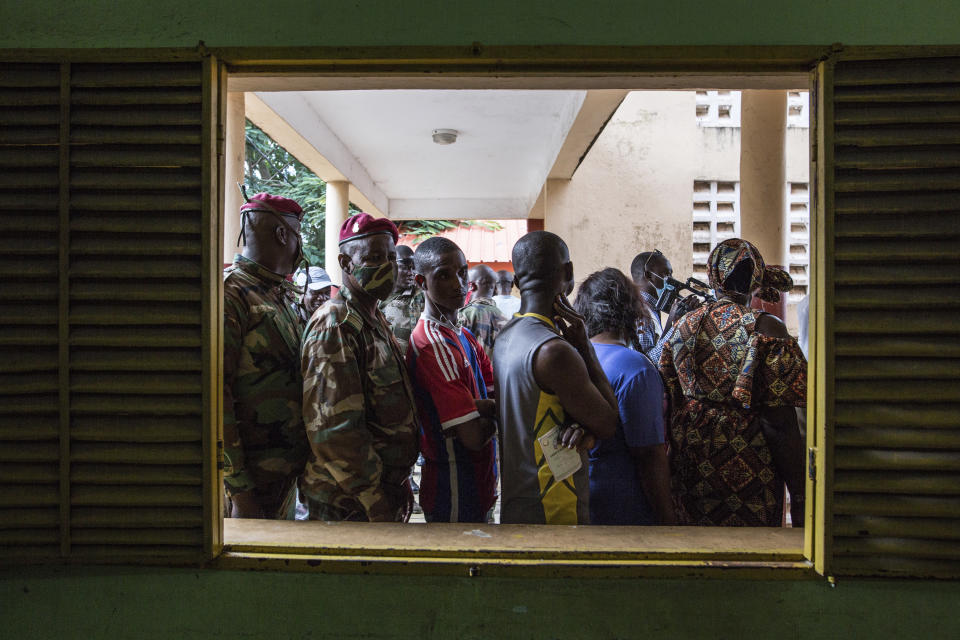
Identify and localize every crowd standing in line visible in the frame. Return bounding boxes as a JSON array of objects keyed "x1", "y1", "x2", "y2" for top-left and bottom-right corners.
[{"x1": 223, "y1": 194, "x2": 807, "y2": 527}]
